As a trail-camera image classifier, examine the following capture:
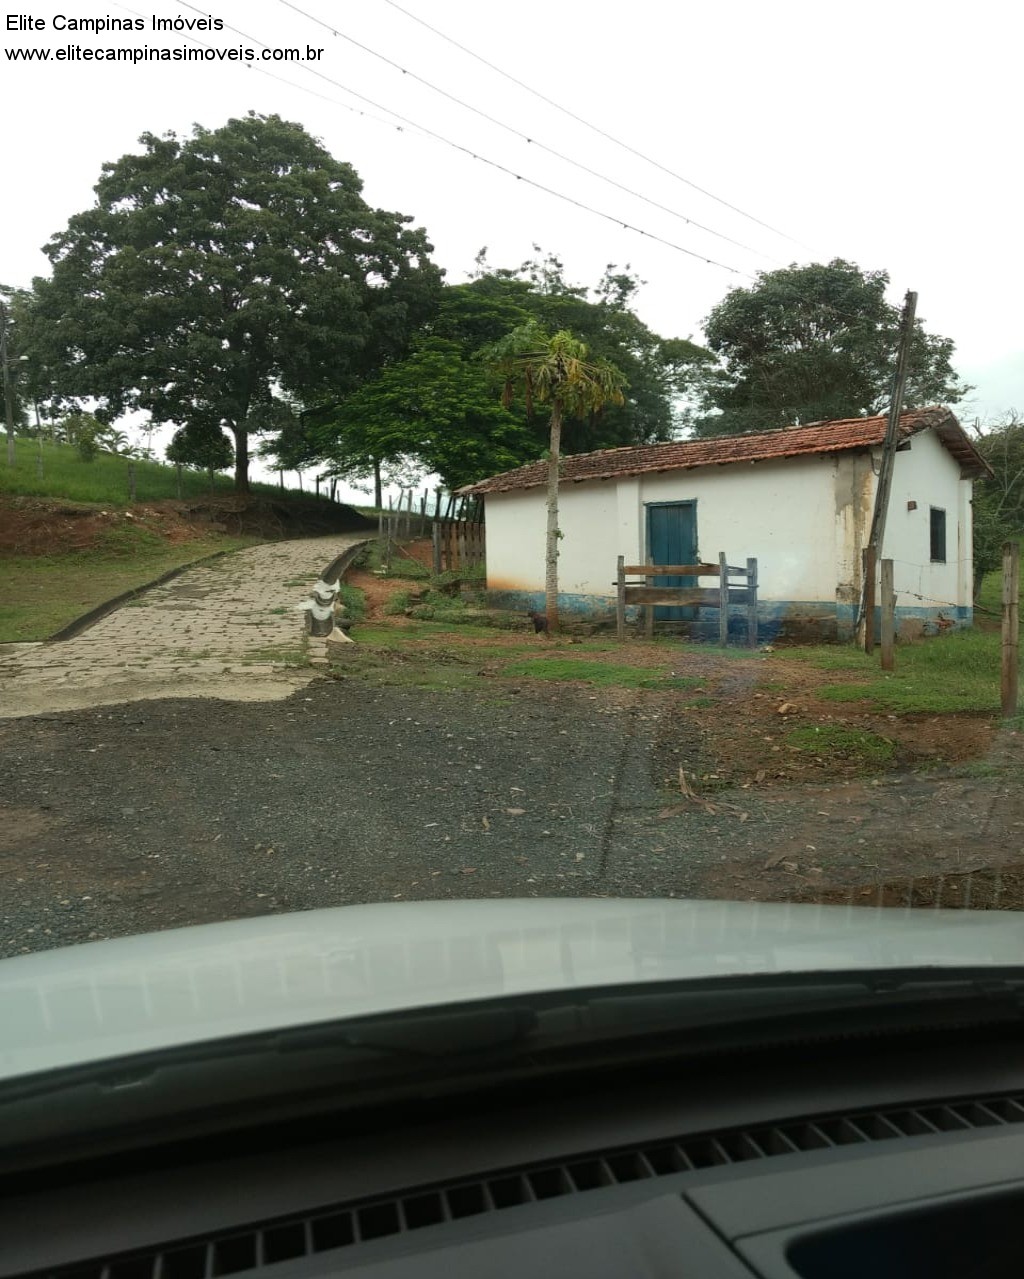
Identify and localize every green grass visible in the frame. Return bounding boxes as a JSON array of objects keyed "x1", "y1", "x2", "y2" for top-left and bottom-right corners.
[
  {"x1": 384, "y1": 589, "x2": 415, "y2": 616},
  {"x1": 976, "y1": 558, "x2": 1023, "y2": 621},
  {"x1": 780, "y1": 629, "x2": 1003, "y2": 714},
  {"x1": 337, "y1": 583, "x2": 366, "y2": 622},
  {"x1": 502, "y1": 657, "x2": 705, "y2": 690},
  {"x1": 243, "y1": 642, "x2": 307, "y2": 666},
  {"x1": 0, "y1": 529, "x2": 260, "y2": 642},
  {"x1": 1, "y1": 437, "x2": 296, "y2": 505},
  {"x1": 784, "y1": 725, "x2": 896, "y2": 766}
]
